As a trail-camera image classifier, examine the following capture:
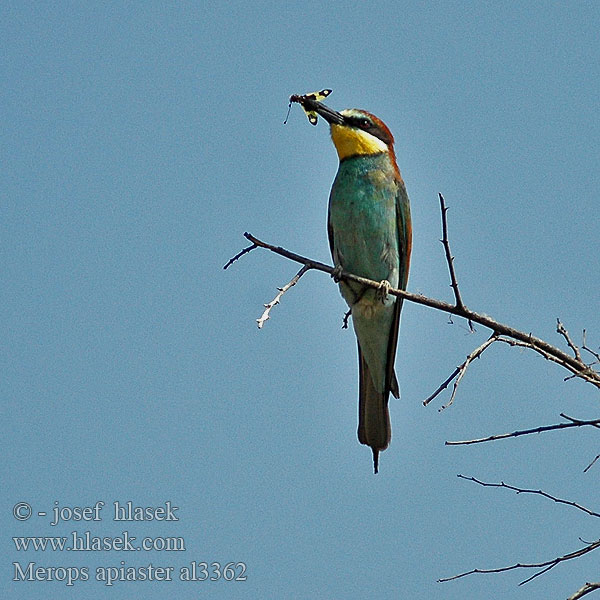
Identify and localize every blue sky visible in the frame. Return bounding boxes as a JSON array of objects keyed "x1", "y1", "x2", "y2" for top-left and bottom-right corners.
[{"x1": 2, "y1": 2, "x2": 599, "y2": 598}]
